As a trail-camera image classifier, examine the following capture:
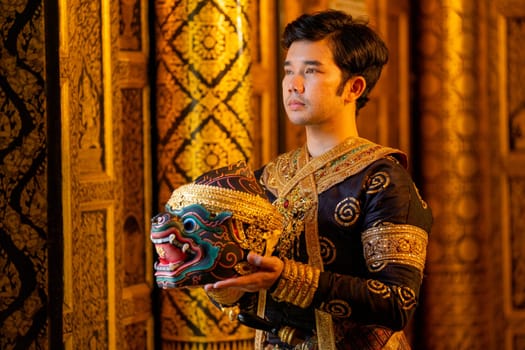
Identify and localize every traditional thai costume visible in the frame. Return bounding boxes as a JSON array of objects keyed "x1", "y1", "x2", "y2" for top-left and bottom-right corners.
[{"x1": 248, "y1": 137, "x2": 432, "y2": 350}]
